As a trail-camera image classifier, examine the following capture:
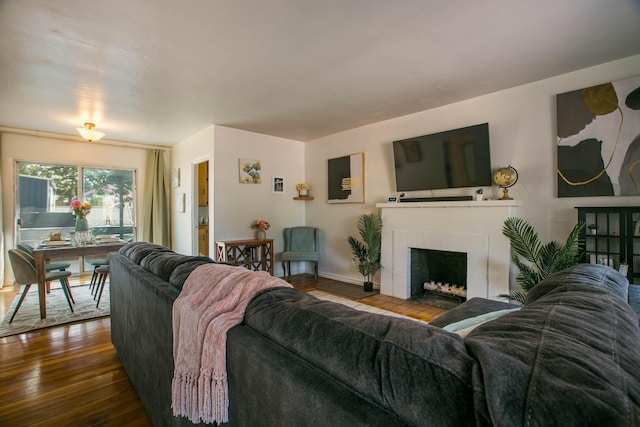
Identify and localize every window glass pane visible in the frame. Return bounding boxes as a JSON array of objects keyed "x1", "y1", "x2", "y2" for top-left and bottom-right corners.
[
  {"x1": 18, "y1": 162, "x2": 78, "y2": 243},
  {"x1": 81, "y1": 168, "x2": 135, "y2": 273},
  {"x1": 17, "y1": 162, "x2": 136, "y2": 276},
  {"x1": 81, "y1": 168, "x2": 135, "y2": 240}
]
